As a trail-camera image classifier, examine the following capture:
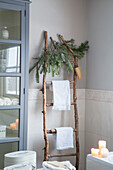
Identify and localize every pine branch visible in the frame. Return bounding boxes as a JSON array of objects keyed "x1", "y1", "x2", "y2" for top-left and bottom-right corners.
[{"x1": 29, "y1": 35, "x2": 89, "y2": 83}]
